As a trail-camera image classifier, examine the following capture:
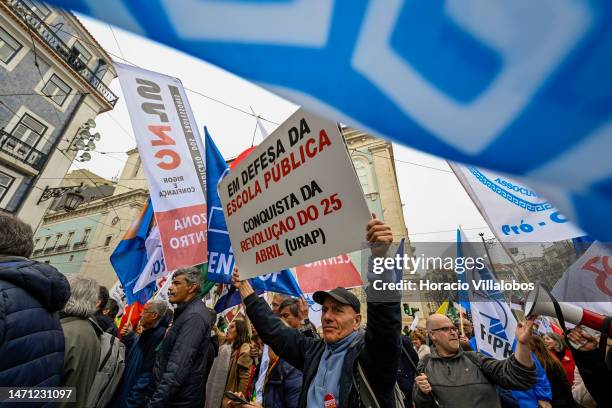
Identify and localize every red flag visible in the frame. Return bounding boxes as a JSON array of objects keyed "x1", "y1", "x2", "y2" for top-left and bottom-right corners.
[
  {"x1": 118, "y1": 301, "x2": 144, "y2": 338},
  {"x1": 295, "y1": 254, "x2": 362, "y2": 293}
]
